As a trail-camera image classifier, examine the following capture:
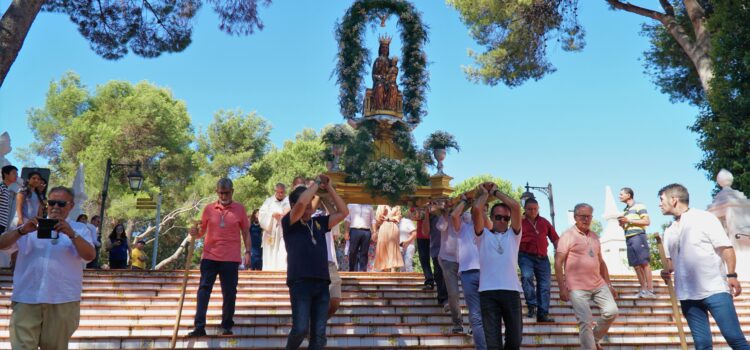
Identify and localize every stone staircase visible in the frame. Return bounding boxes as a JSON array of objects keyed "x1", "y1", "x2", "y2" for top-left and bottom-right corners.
[{"x1": 1, "y1": 269, "x2": 748, "y2": 349}]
